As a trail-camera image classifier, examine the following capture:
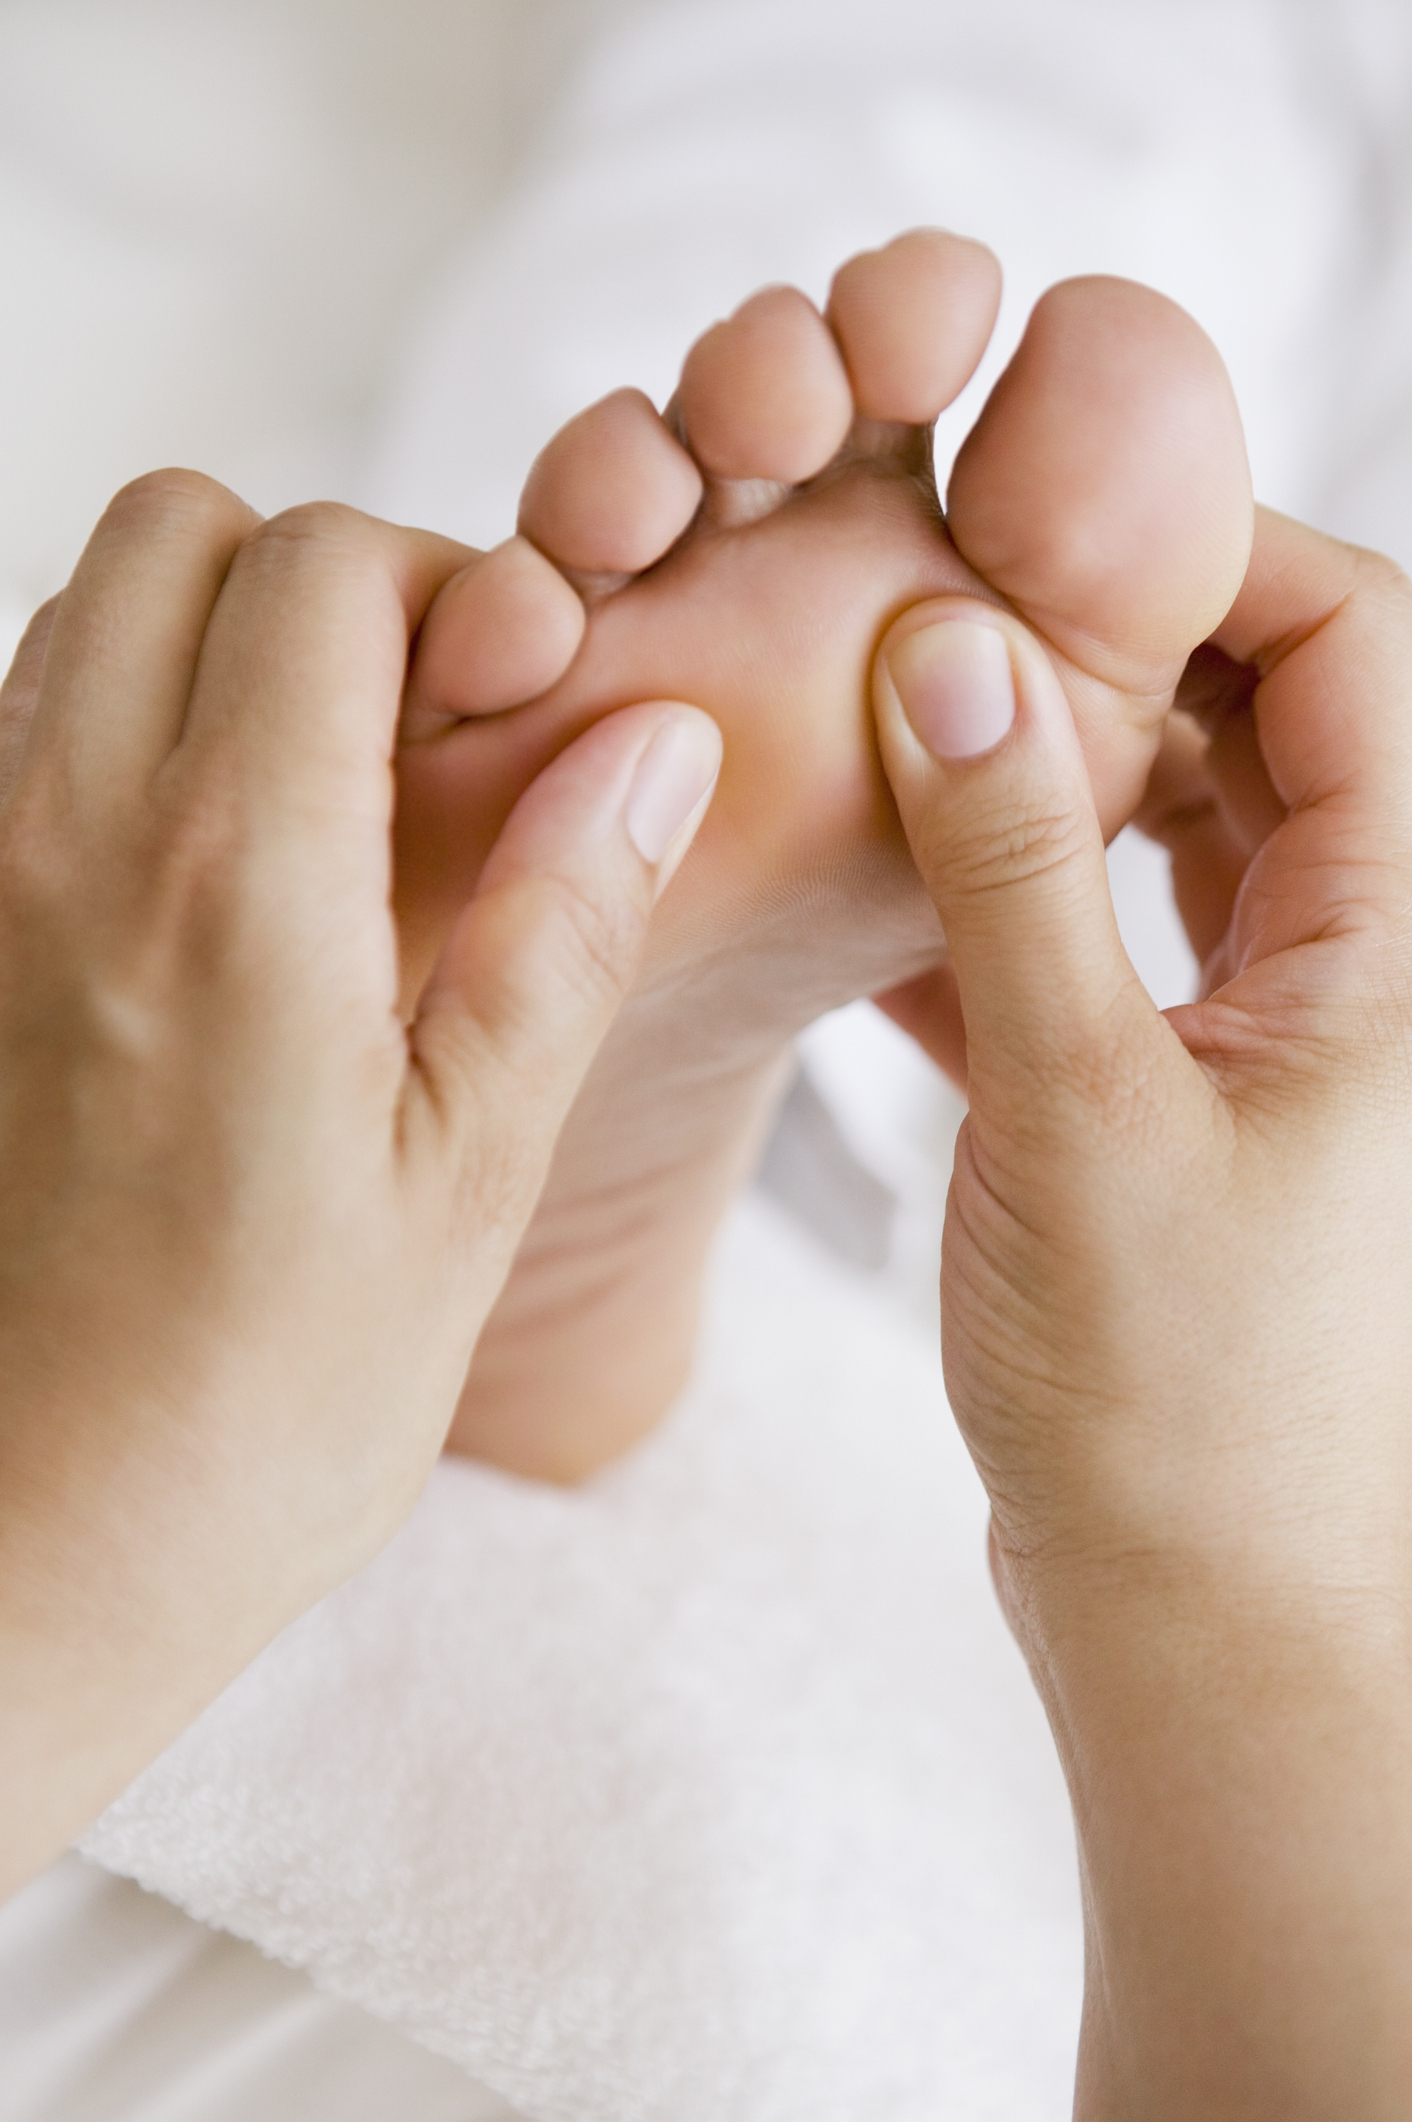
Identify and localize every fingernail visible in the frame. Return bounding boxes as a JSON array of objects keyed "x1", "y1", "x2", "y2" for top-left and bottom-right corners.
[
  {"x1": 886, "y1": 619, "x2": 1015, "y2": 759},
  {"x1": 624, "y1": 712, "x2": 721, "y2": 866}
]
